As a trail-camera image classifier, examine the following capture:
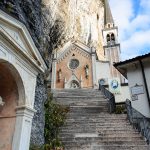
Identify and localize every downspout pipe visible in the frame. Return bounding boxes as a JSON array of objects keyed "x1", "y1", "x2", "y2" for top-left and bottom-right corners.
[{"x1": 139, "y1": 60, "x2": 150, "y2": 107}]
